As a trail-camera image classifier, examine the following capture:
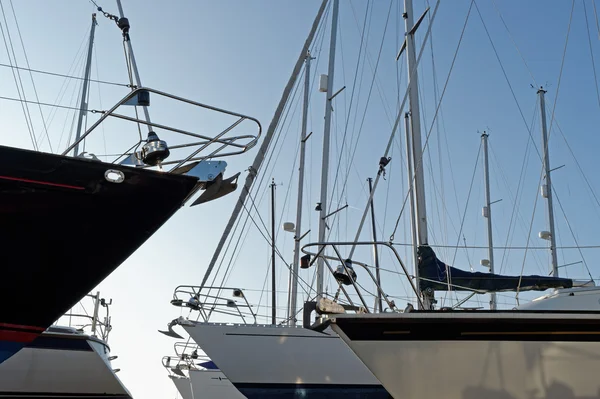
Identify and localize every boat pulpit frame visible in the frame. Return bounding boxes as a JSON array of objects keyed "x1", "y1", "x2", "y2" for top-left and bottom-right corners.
[
  {"x1": 171, "y1": 285, "x2": 257, "y2": 324},
  {"x1": 59, "y1": 292, "x2": 113, "y2": 343},
  {"x1": 61, "y1": 87, "x2": 262, "y2": 204},
  {"x1": 162, "y1": 340, "x2": 216, "y2": 377},
  {"x1": 300, "y1": 241, "x2": 424, "y2": 311}
]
